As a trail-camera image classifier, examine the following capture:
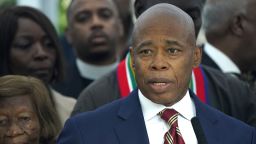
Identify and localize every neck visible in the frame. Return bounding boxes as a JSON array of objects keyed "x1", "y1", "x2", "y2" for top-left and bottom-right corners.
[{"x1": 79, "y1": 54, "x2": 118, "y2": 66}]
